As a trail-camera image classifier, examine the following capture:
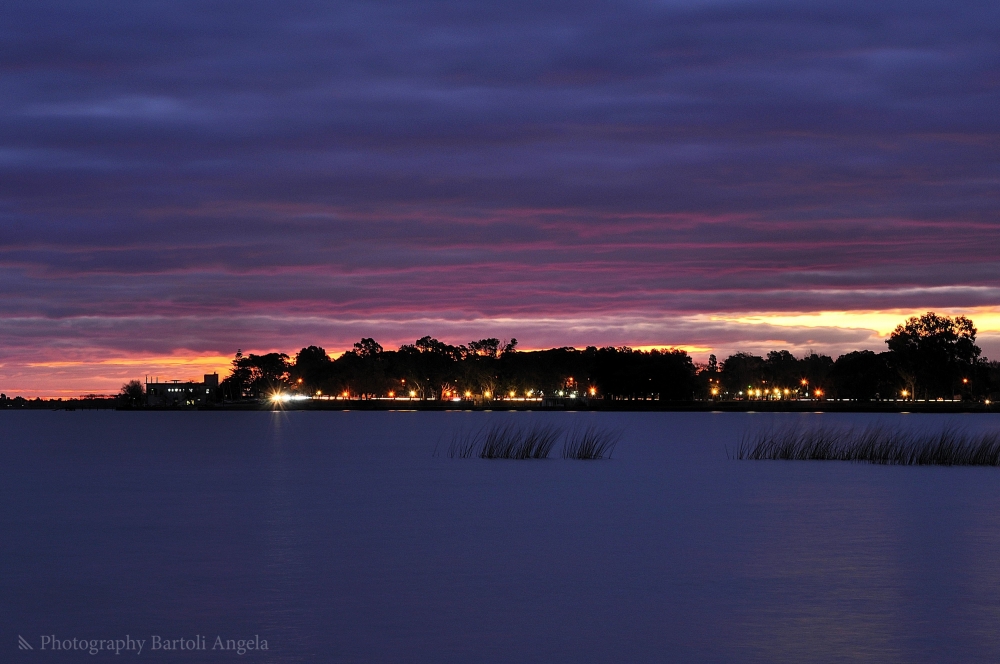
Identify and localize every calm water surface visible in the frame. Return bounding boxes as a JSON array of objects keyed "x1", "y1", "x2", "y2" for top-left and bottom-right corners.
[{"x1": 4, "y1": 411, "x2": 1000, "y2": 662}]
